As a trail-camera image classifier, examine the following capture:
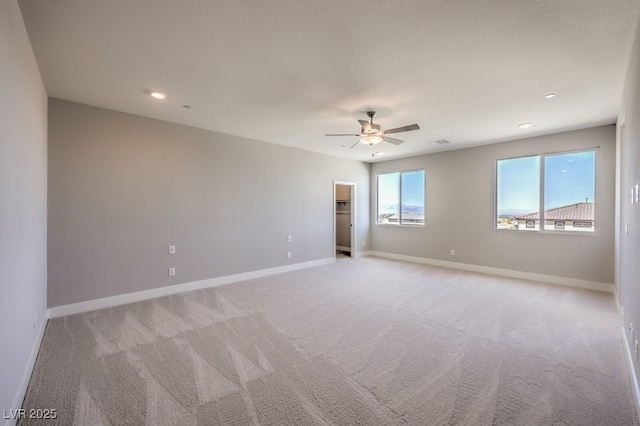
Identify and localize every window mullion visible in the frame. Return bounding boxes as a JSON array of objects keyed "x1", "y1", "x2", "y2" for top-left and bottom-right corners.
[
  {"x1": 539, "y1": 155, "x2": 545, "y2": 232},
  {"x1": 398, "y1": 172, "x2": 403, "y2": 224}
]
